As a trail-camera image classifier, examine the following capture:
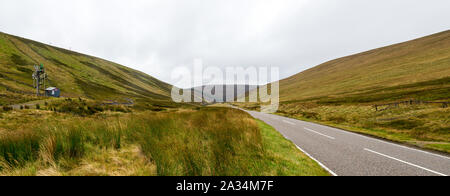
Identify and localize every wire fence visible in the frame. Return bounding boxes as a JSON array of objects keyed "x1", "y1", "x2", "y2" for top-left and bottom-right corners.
[{"x1": 374, "y1": 100, "x2": 449, "y2": 112}]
